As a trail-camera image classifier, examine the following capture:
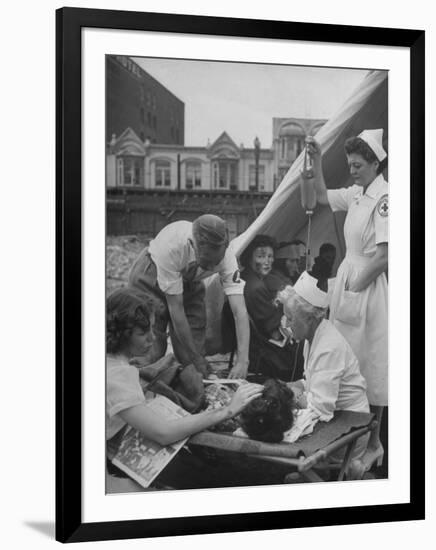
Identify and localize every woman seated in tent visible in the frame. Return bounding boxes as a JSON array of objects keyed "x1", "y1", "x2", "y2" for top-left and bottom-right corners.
[
  {"x1": 277, "y1": 272, "x2": 370, "y2": 478},
  {"x1": 238, "y1": 234, "x2": 304, "y2": 382},
  {"x1": 269, "y1": 241, "x2": 301, "y2": 287},
  {"x1": 106, "y1": 287, "x2": 263, "y2": 492}
]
